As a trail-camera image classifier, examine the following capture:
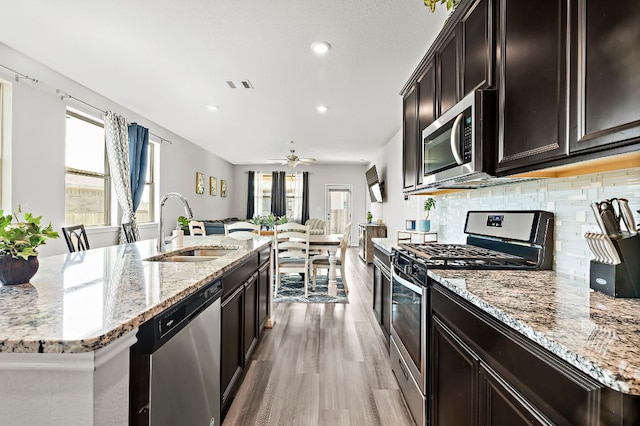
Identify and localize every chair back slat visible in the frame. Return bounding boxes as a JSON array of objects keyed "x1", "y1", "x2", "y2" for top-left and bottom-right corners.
[
  {"x1": 189, "y1": 220, "x2": 207, "y2": 236},
  {"x1": 225, "y1": 221, "x2": 261, "y2": 240},
  {"x1": 122, "y1": 222, "x2": 137, "y2": 243},
  {"x1": 62, "y1": 224, "x2": 90, "y2": 253}
]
